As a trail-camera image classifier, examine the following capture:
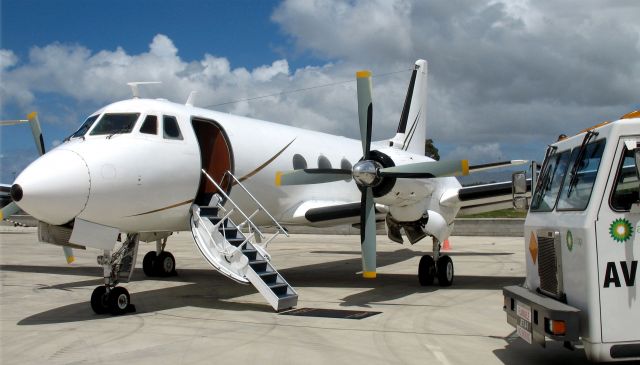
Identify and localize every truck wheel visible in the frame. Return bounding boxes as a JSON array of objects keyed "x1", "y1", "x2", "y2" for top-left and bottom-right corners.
[
  {"x1": 154, "y1": 251, "x2": 176, "y2": 277},
  {"x1": 418, "y1": 255, "x2": 436, "y2": 286},
  {"x1": 108, "y1": 287, "x2": 131, "y2": 315},
  {"x1": 90, "y1": 286, "x2": 109, "y2": 314},
  {"x1": 437, "y1": 255, "x2": 454, "y2": 287}
]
